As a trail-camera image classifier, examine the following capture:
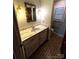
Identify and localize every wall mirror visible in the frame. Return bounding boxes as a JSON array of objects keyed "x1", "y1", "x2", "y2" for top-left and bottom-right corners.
[{"x1": 24, "y1": 2, "x2": 36, "y2": 22}]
